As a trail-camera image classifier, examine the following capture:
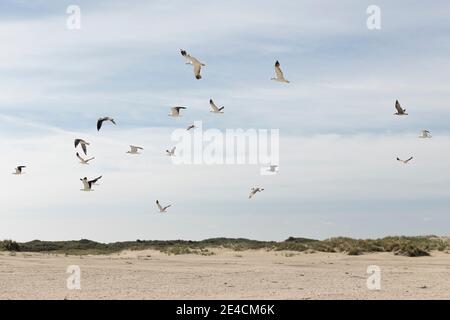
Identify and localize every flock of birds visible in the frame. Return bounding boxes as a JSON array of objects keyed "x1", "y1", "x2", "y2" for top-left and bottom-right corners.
[
  {"x1": 12, "y1": 49, "x2": 291, "y2": 212},
  {"x1": 393, "y1": 100, "x2": 433, "y2": 165},
  {"x1": 11, "y1": 49, "x2": 431, "y2": 212}
]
